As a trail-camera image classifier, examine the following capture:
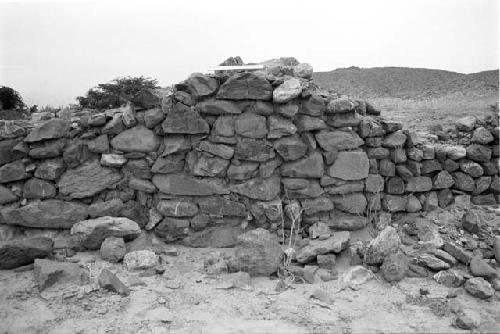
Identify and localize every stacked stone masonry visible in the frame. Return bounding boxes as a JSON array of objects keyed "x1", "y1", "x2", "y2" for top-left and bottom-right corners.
[{"x1": 0, "y1": 66, "x2": 499, "y2": 257}]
